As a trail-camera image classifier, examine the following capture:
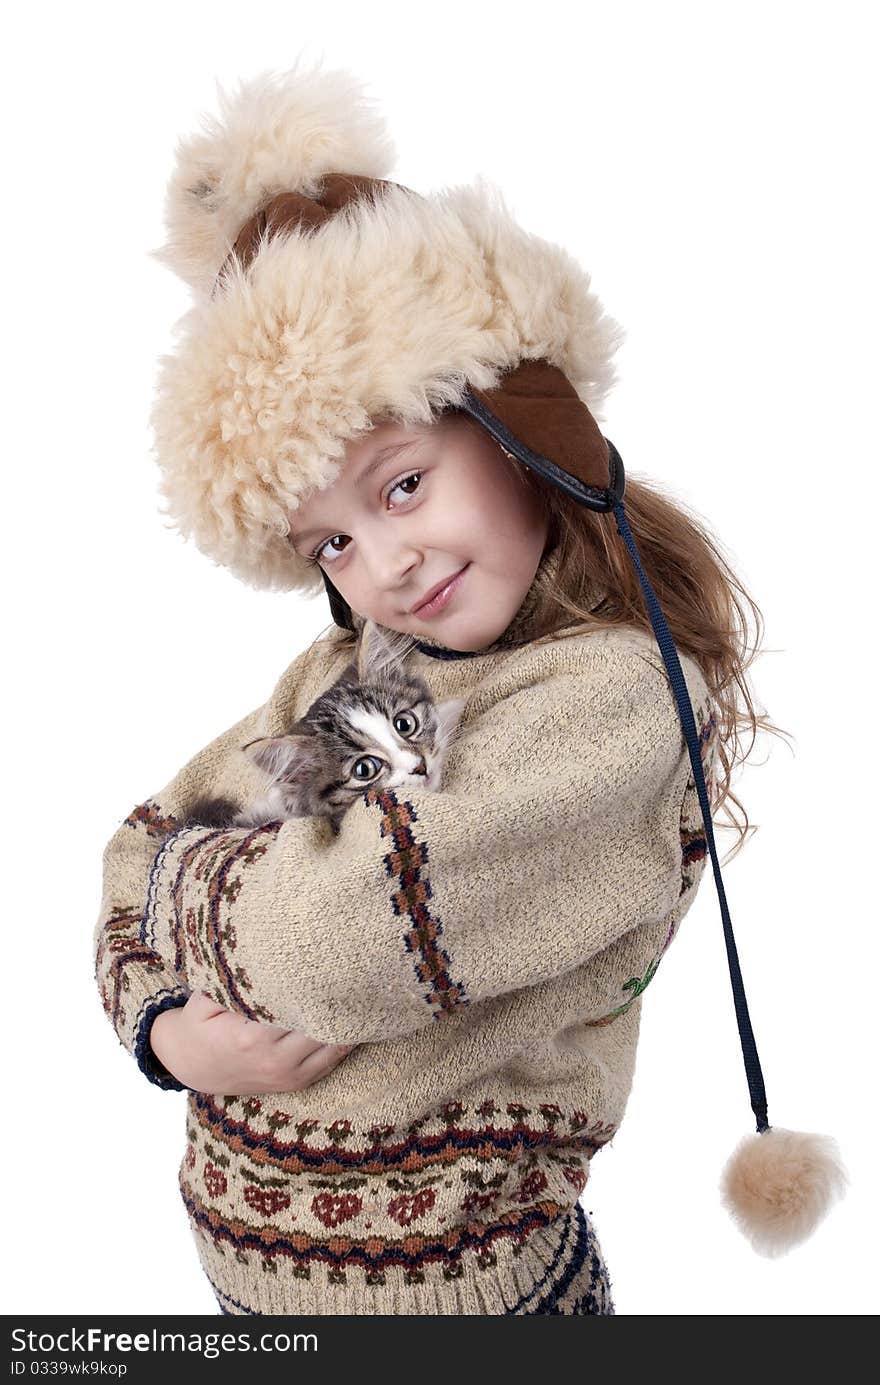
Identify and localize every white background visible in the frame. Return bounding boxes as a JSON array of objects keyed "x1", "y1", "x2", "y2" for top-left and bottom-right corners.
[{"x1": 4, "y1": 0, "x2": 876, "y2": 1317}]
